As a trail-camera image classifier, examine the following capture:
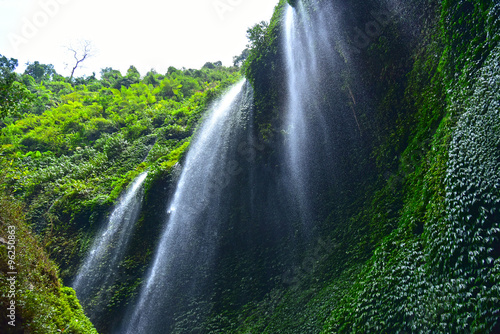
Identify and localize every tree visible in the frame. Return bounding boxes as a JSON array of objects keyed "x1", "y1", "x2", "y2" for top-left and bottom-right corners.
[
  {"x1": 0, "y1": 55, "x2": 32, "y2": 120},
  {"x1": 100, "y1": 67, "x2": 123, "y2": 88},
  {"x1": 113, "y1": 66, "x2": 141, "y2": 89},
  {"x1": 67, "y1": 40, "x2": 93, "y2": 81},
  {"x1": 203, "y1": 62, "x2": 215, "y2": 69},
  {"x1": 202, "y1": 61, "x2": 222, "y2": 69},
  {"x1": 126, "y1": 66, "x2": 141, "y2": 82},
  {"x1": 143, "y1": 70, "x2": 160, "y2": 86},
  {"x1": 73, "y1": 72, "x2": 99, "y2": 86},
  {"x1": 233, "y1": 48, "x2": 250, "y2": 67},
  {"x1": 246, "y1": 21, "x2": 269, "y2": 49},
  {"x1": 167, "y1": 66, "x2": 179, "y2": 76},
  {"x1": 24, "y1": 61, "x2": 57, "y2": 83}
]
